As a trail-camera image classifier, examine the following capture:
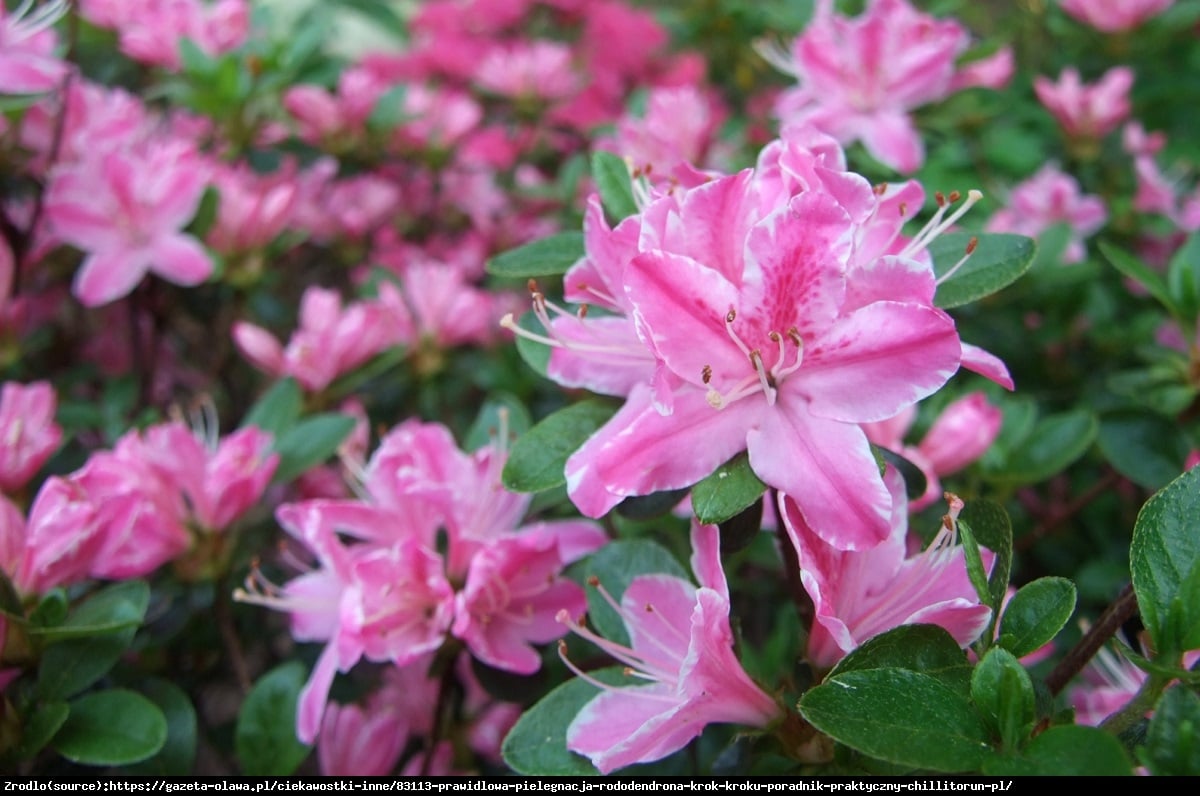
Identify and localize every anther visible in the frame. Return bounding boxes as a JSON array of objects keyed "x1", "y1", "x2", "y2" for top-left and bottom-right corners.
[
  {"x1": 526, "y1": 278, "x2": 538, "y2": 294},
  {"x1": 948, "y1": 190, "x2": 961, "y2": 203},
  {"x1": 935, "y1": 191, "x2": 946, "y2": 207},
  {"x1": 578, "y1": 304, "x2": 589, "y2": 318},
  {"x1": 701, "y1": 364, "x2": 712, "y2": 384},
  {"x1": 725, "y1": 309, "x2": 737, "y2": 323}
]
